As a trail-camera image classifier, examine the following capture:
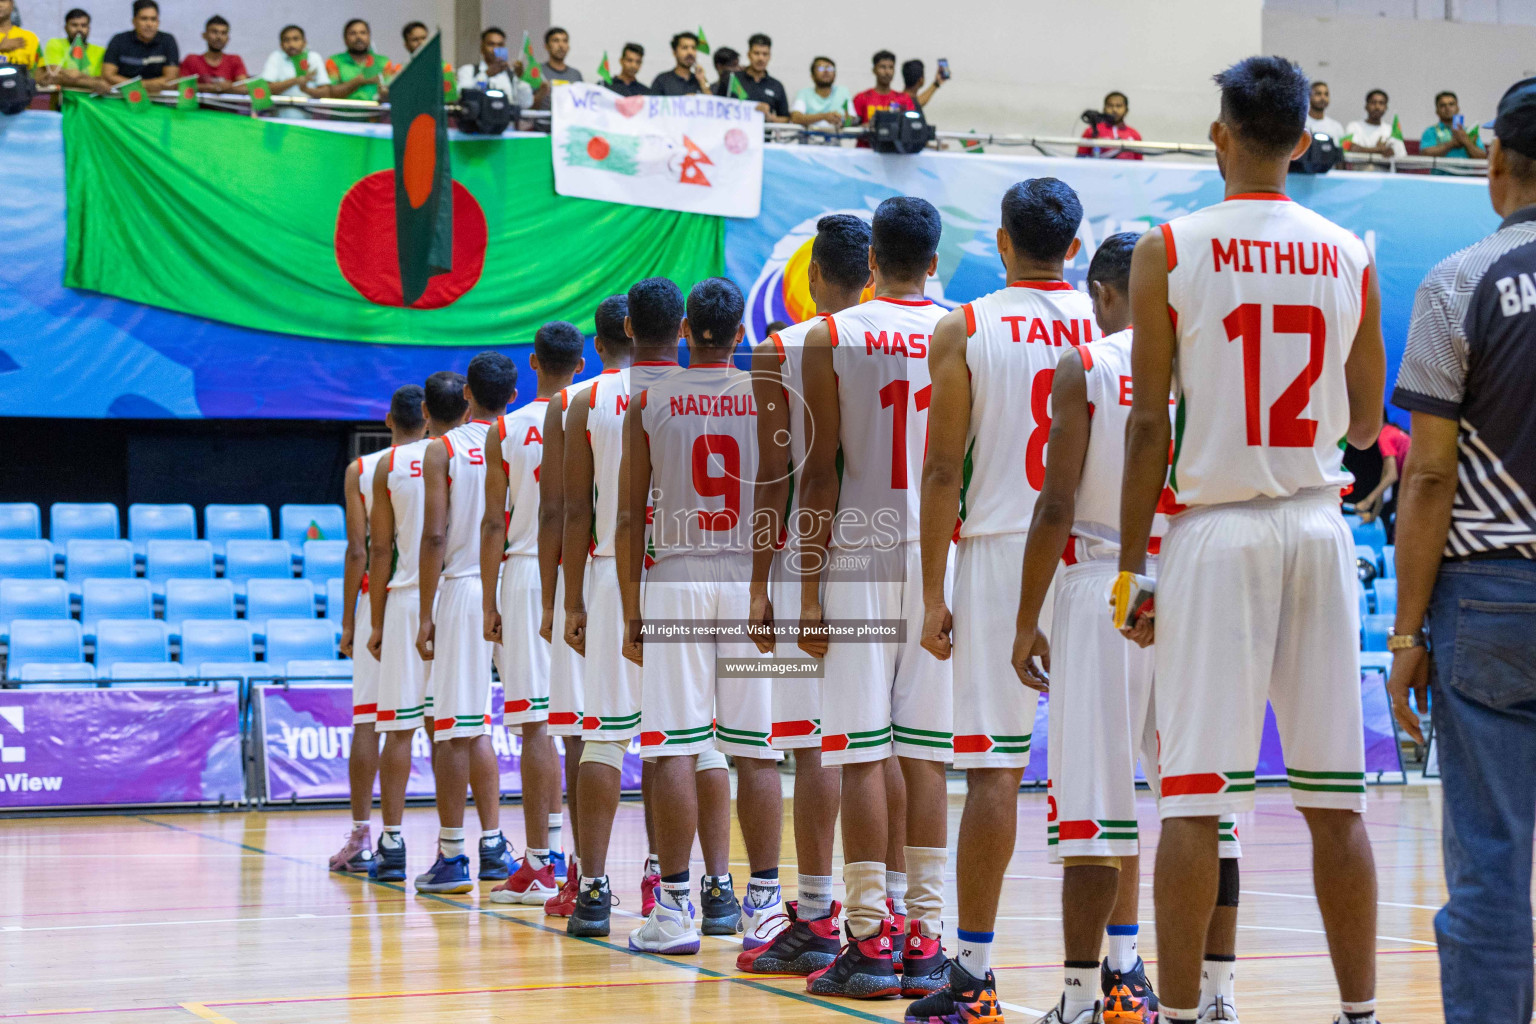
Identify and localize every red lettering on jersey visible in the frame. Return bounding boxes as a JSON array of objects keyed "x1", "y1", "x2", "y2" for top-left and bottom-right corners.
[
  {"x1": 1118, "y1": 376, "x2": 1134, "y2": 406},
  {"x1": 1001, "y1": 315, "x2": 1028, "y2": 342},
  {"x1": 1298, "y1": 242, "x2": 1320, "y2": 275},
  {"x1": 865, "y1": 330, "x2": 888, "y2": 354},
  {"x1": 616, "y1": 394, "x2": 630, "y2": 415},
  {"x1": 408, "y1": 460, "x2": 422, "y2": 478},
  {"x1": 1253, "y1": 239, "x2": 1272, "y2": 273},
  {"x1": 1274, "y1": 241, "x2": 1296, "y2": 275},
  {"x1": 522, "y1": 426, "x2": 542, "y2": 446},
  {"x1": 1213, "y1": 237, "x2": 1240, "y2": 272},
  {"x1": 1320, "y1": 244, "x2": 1339, "y2": 278},
  {"x1": 1026, "y1": 318, "x2": 1051, "y2": 346},
  {"x1": 907, "y1": 333, "x2": 927, "y2": 357},
  {"x1": 533, "y1": 465, "x2": 541, "y2": 483},
  {"x1": 1214, "y1": 238, "x2": 1341, "y2": 278},
  {"x1": 863, "y1": 330, "x2": 928, "y2": 357},
  {"x1": 1051, "y1": 320, "x2": 1081, "y2": 347},
  {"x1": 468, "y1": 447, "x2": 484, "y2": 466}
]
